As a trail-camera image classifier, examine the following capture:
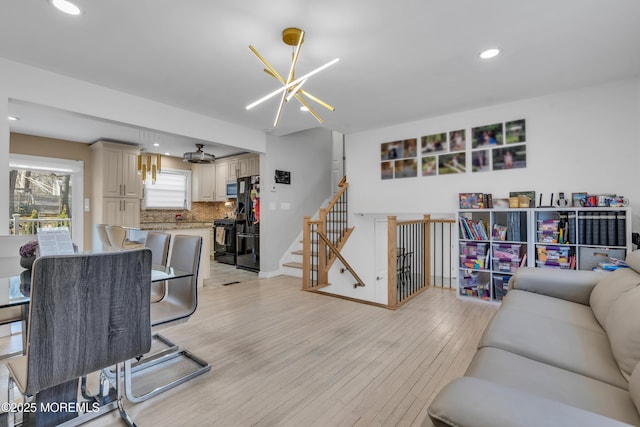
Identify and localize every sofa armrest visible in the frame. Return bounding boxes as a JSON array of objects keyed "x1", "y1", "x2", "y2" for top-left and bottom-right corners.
[
  {"x1": 427, "y1": 377, "x2": 633, "y2": 427},
  {"x1": 508, "y1": 266, "x2": 602, "y2": 305}
]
